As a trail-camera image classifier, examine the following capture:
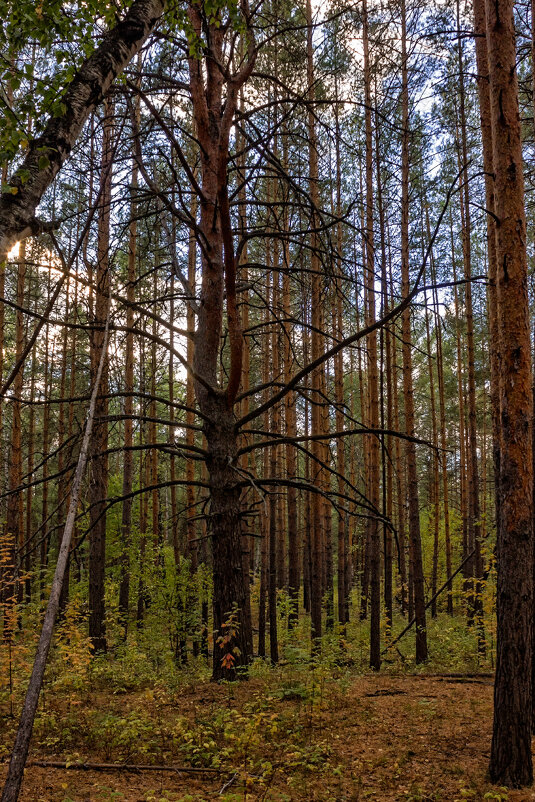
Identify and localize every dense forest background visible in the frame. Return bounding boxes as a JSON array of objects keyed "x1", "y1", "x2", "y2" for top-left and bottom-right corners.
[{"x1": 0, "y1": 0, "x2": 534, "y2": 798}]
